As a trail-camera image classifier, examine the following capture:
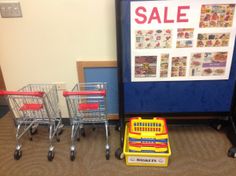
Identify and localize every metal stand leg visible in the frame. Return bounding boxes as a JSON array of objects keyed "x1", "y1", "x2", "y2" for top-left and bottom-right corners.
[{"x1": 227, "y1": 115, "x2": 236, "y2": 158}]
